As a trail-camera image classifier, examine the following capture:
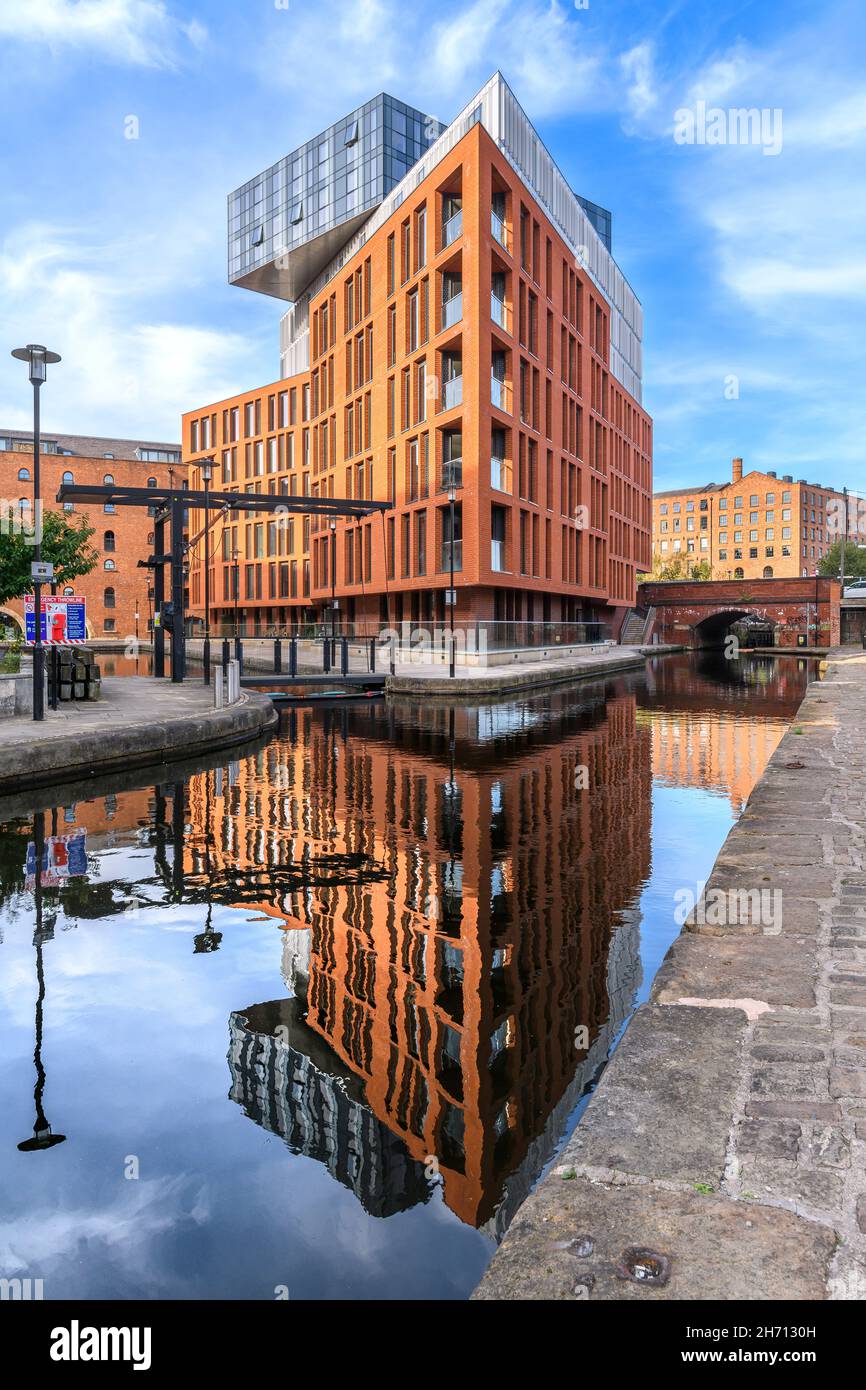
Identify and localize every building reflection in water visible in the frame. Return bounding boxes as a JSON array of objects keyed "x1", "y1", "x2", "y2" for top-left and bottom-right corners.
[
  {"x1": 642, "y1": 652, "x2": 810, "y2": 813},
  {"x1": 182, "y1": 688, "x2": 653, "y2": 1234},
  {"x1": 0, "y1": 655, "x2": 815, "y2": 1247}
]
